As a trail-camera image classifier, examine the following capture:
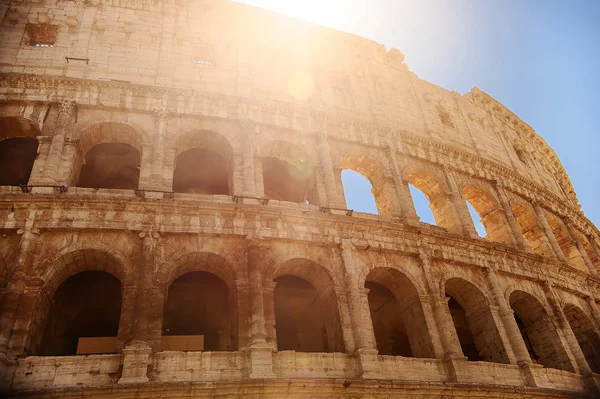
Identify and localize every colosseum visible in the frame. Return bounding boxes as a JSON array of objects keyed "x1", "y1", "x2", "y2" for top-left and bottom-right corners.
[{"x1": 0, "y1": 1, "x2": 599, "y2": 398}]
